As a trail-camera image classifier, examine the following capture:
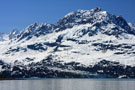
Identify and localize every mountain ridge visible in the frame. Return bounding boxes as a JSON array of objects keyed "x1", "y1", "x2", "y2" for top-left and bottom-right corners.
[{"x1": 0, "y1": 8, "x2": 135, "y2": 78}]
